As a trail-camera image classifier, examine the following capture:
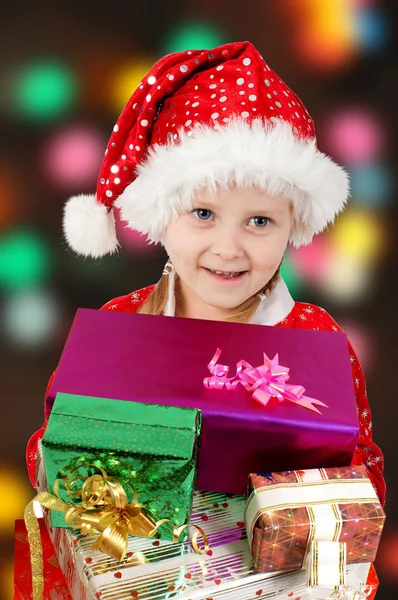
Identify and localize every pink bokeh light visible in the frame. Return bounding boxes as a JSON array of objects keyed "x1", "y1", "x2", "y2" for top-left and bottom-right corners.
[
  {"x1": 323, "y1": 107, "x2": 385, "y2": 165},
  {"x1": 115, "y1": 209, "x2": 160, "y2": 255},
  {"x1": 289, "y1": 235, "x2": 333, "y2": 283},
  {"x1": 41, "y1": 125, "x2": 106, "y2": 189},
  {"x1": 338, "y1": 319, "x2": 373, "y2": 371}
]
